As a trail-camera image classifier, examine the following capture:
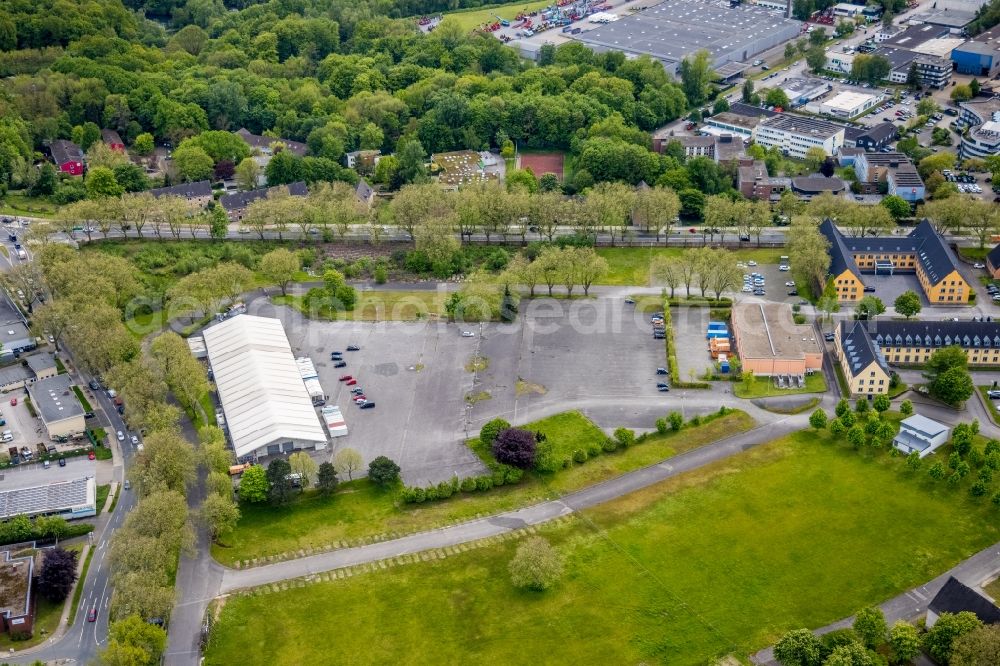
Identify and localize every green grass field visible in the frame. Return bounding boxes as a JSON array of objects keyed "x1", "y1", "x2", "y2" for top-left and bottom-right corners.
[
  {"x1": 211, "y1": 411, "x2": 753, "y2": 566},
  {"x1": 597, "y1": 247, "x2": 785, "y2": 286},
  {"x1": 272, "y1": 290, "x2": 449, "y2": 321},
  {"x1": 443, "y1": 0, "x2": 551, "y2": 31},
  {"x1": 467, "y1": 410, "x2": 608, "y2": 464},
  {"x1": 0, "y1": 192, "x2": 58, "y2": 219},
  {"x1": 733, "y1": 372, "x2": 827, "y2": 399},
  {"x1": 95, "y1": 484, "x2": 110, "y2": 515},
  {"x1": 206, "y1": 430, "x2": 1000, "y2": 666}
]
